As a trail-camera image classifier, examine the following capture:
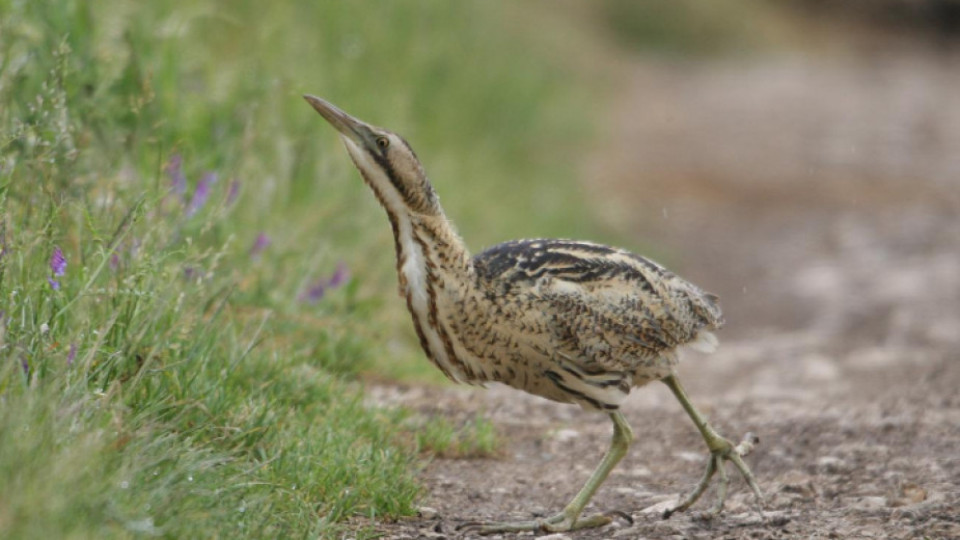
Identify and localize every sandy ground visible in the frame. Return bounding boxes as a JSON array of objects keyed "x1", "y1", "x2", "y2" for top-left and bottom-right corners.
[{"x1": 365, "y1": 33, "x2": 960, "y2": 540}]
